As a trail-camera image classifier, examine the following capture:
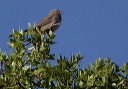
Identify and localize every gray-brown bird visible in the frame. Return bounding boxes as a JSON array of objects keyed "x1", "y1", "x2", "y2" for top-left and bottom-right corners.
[
  {"x1": 26, "y1": 9, "x2": 63, "y2": 34},
  {"x1": 9, "y1": 9, "x2": 62, "y2": 37}
]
